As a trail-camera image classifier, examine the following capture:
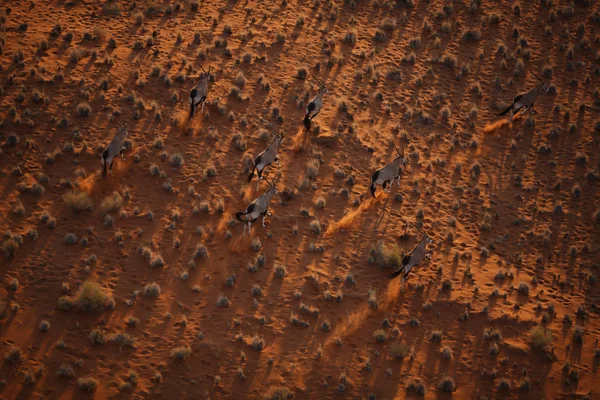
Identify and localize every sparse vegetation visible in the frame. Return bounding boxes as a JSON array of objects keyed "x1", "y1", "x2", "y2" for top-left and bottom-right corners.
[
  {"x1": 170, "y1": 346, "x2": 191, "y2": 362},
  {"x1": 530, "y1": 326, "x2": 553, "y2": 350}
]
